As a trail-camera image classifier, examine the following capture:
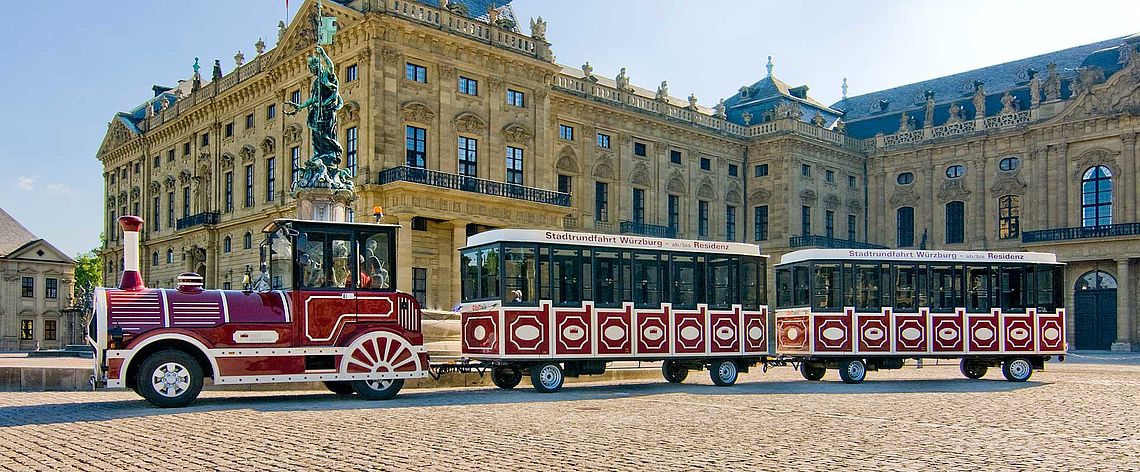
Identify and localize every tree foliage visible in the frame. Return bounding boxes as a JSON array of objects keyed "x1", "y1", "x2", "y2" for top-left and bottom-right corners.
[{"x1": 73, "y1": 249, "x2": 101, "y2": 309}]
